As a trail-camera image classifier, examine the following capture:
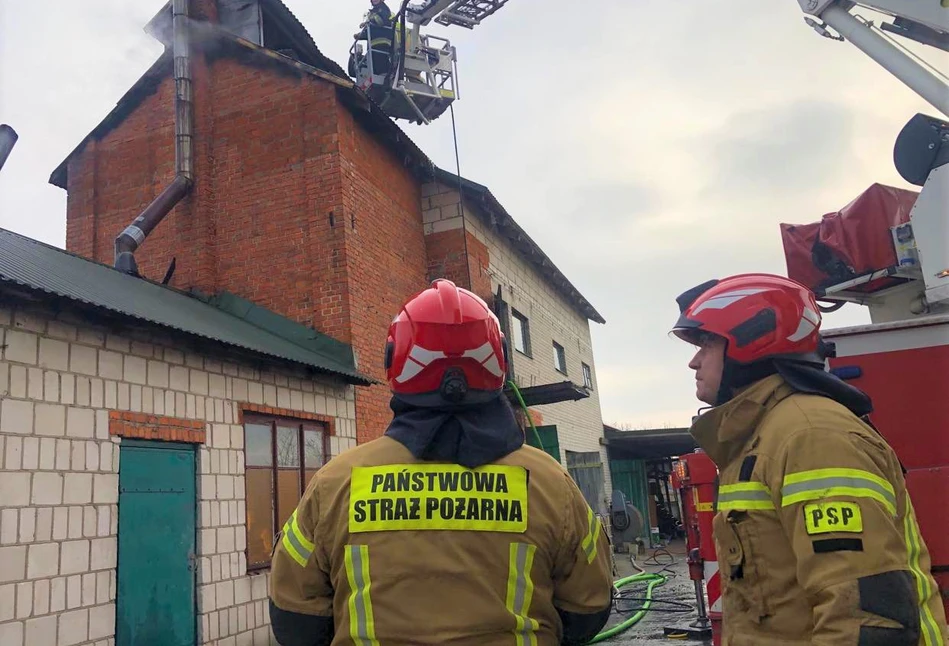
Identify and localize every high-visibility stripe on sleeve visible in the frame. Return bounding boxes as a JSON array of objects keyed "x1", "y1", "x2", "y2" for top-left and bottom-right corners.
[
  {"x1": 506, "y1": 542, "x2": 539, "y2": 646},
  {"x1": 281, "y1": 509, "x2": 315, "y2": 567},
  {"x1": 904, "y1": 499, "x2": 945, "y2": 646},
  {"x1": 717, "y1": 482, "x2": 775, "y2": 511},
  {"x1": 344, "y1": 545, "x2": 379, "y2": 646},
  {"x1": 581, "y1": 507, "x2": 600, "y2": 564},
  {"x1": 780, "y1": 468, "x2": 897, "y2": 515}
]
